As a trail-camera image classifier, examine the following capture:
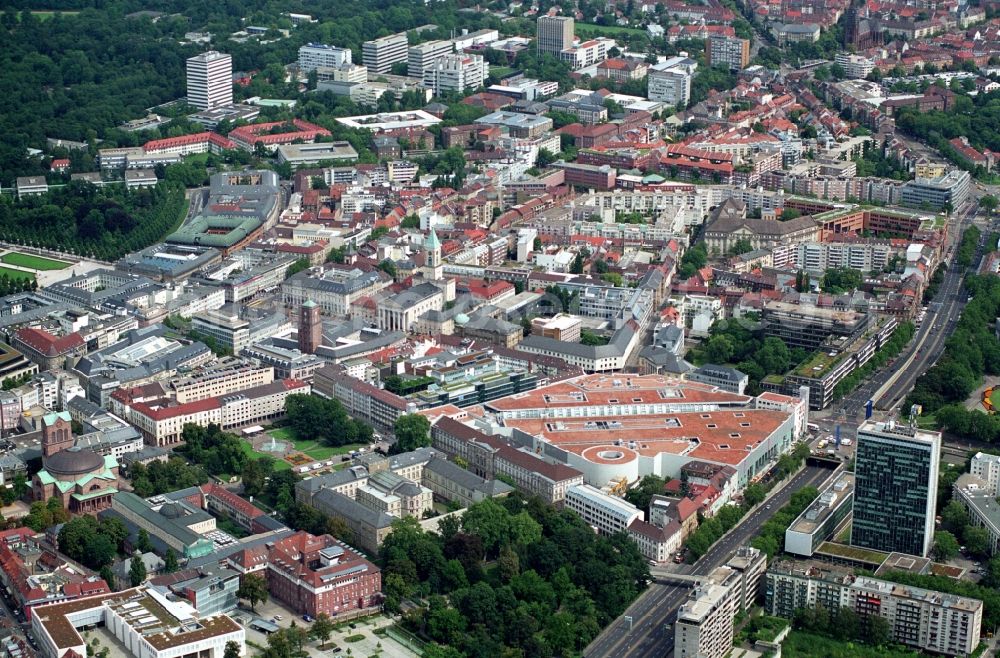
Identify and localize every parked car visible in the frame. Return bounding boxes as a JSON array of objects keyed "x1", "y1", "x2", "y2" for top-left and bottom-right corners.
[{"x1": 302, "y1": 614, "x2": 314, "y2": 623}]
